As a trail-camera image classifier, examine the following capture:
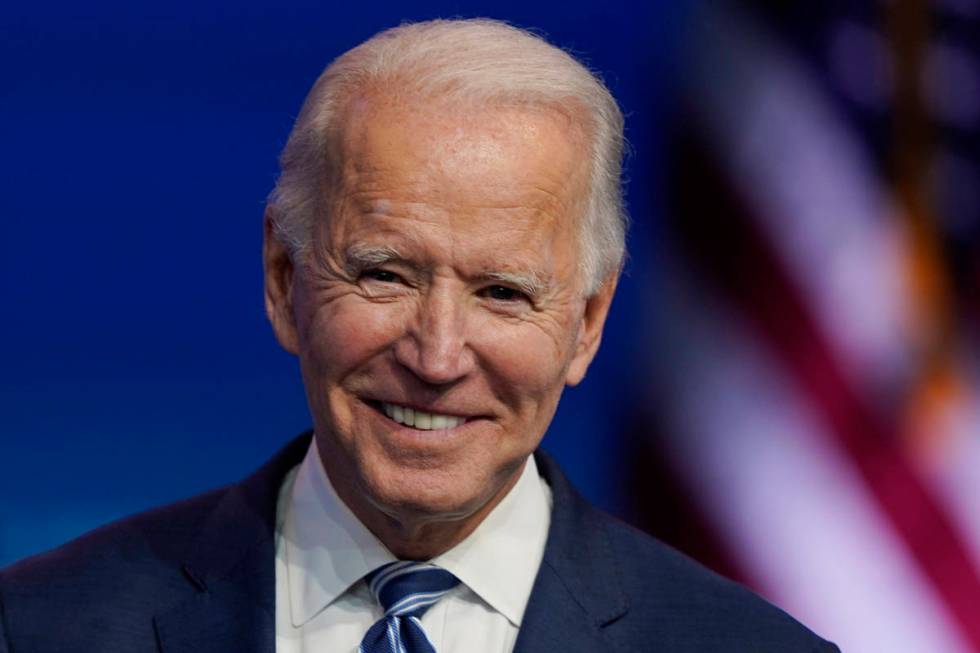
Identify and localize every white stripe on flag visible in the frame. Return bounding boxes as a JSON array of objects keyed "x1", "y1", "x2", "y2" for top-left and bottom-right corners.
[
  {"x1": 686, "y1": 0, "x2": 912, "y2": 394},
  {"x1": 653, "y1": 261, "x2": 974, "y2": 653},
  {"x1": 919, "y1": 399, "x2": 980, "y2": 578}
]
